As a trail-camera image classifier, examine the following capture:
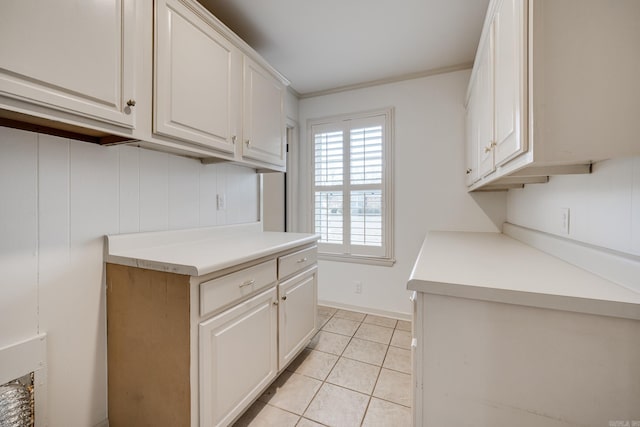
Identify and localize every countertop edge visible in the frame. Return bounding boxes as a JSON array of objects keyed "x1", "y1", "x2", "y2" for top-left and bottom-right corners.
[
  {"x1": 407, "y1": 278, "x2": 640, "y2": 321},
  {"x1": 407, "y1": 229, "x2": 640, "y2": 321},
  {"x1": 105, "y1": 230, "x2": 319, "y2": 277}
]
